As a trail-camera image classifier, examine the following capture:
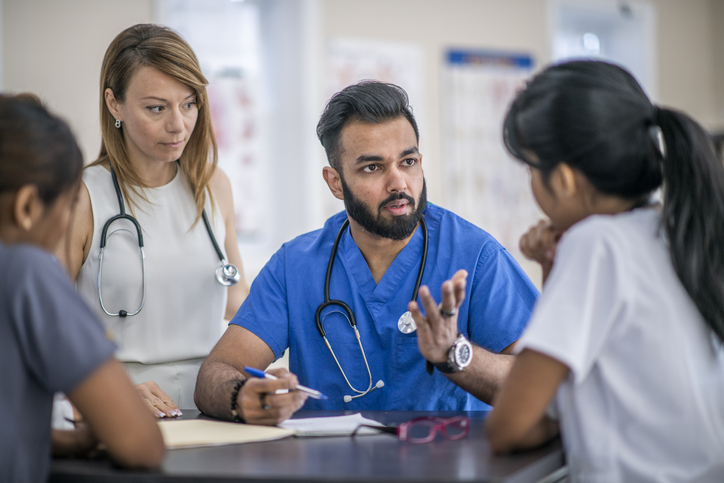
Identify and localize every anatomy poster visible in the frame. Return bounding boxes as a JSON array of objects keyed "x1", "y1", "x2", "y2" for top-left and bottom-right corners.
[{"x1": 442, "y1": 49, "x2": 541, "y2": 270}]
